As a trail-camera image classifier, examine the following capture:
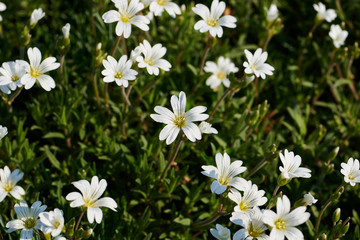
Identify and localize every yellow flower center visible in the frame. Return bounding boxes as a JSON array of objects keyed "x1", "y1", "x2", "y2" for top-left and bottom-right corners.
[
  {"x1": 348, "y1": 174, "x2": 355, "y2": 180},
  {"x1": 144, "y1": 58, "x2": 154, "y2": 66},
  {"x1": 216, "y1": 71, "x2": 226, "y2": 80},
  {"x1": 217, "y1": 175, "x2": 230, "y2": 185},
  {"x1": 24, "y1": 217, "x2": 36, "y2": 229},
  {"x1": 30, "y1": 67, "x2": 41, "y2": 78},
  {"x1": 250, "y1": 65, "x2": 257, "y2": 70},
  {"x1": 173, "y1": 115, "x2": 186, "y2": 128},
  {"x1": 206, "y1": 18, "x2": 218, "y2": 27},
  {"x1": 3, "y1": 183, "x2": 13, "y2": 192},
  {"x1": 84, "y1": 198, "x2": 96, "y2": 208},
  {"x1": 248, "y1": 223, "x2": 262, "y2": 238},
  {"x1": 157, "y1": 0, "x2": 167, "y2": 6},
  {"x1": 274, "y1": 218, "x2": 286, "y2": 231},
  {"x1": 12, "y1": 75, "x2": 20, "y2": 82},
  {"x1": 114, "y1": 72, "x2": 123, "y2": 79},
  {"x1": 54, "y1": 221, "x2": 61, "y2": 229},
  {"x1": 120, "y1": 13, "x2": 132, "y2": 23},
  {"x1": 239, "y1": 200, "x2": 250, "y2": 211}
]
